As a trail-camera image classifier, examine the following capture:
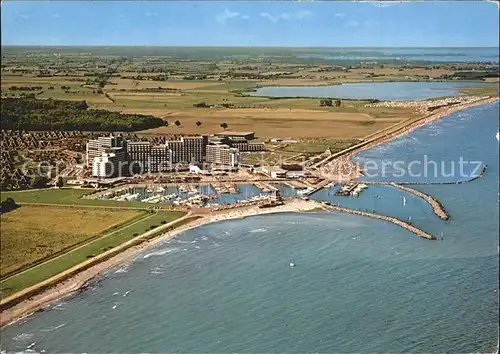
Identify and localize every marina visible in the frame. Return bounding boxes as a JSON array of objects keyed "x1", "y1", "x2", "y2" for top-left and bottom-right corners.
[{"x1": 335, "y1": 183, "x2": 368, "y2": 197}]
